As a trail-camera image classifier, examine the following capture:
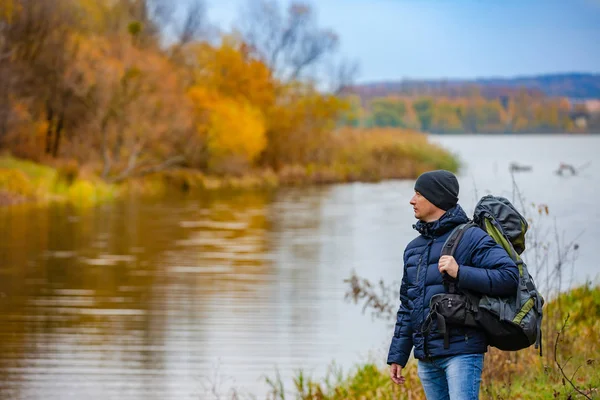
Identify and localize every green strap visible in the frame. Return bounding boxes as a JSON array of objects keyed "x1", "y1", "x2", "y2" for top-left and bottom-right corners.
[{"x1": 483, "y1": 218, "x2": 523, "y2": 276}]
